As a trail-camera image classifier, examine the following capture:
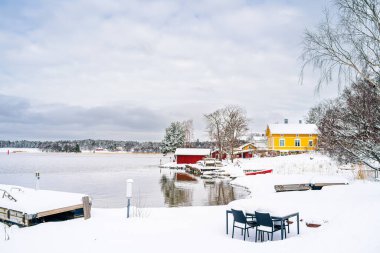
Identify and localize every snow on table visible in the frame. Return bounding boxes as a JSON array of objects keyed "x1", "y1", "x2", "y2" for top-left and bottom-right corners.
[{"x1": 0, "y1": 184, "x2": 88, "y2": 214}]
